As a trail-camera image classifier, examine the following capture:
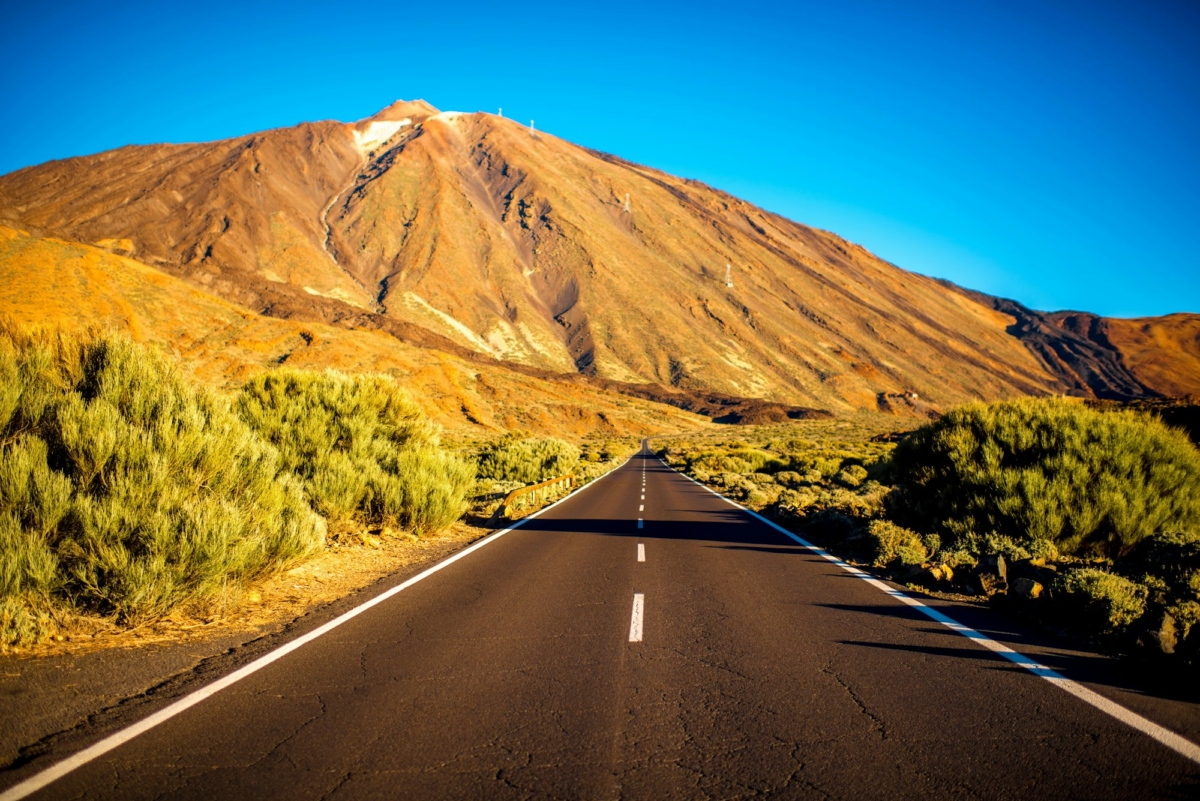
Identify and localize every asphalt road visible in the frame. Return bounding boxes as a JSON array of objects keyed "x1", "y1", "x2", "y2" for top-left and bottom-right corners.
[{"x1": 7, "y1": 445, "x2": 1200, "y2": 799}]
